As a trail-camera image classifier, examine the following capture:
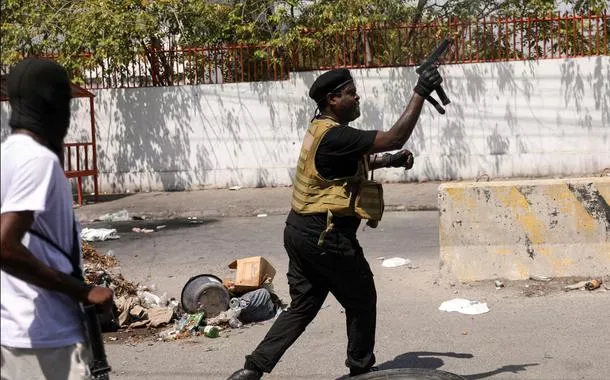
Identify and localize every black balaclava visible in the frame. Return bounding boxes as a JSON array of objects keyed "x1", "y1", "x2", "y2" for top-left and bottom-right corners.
[{"x1": 7, "y1": 58, "x2": 72, "y2": 156}]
